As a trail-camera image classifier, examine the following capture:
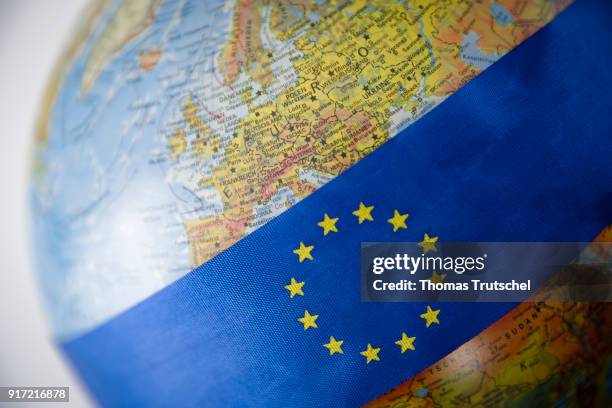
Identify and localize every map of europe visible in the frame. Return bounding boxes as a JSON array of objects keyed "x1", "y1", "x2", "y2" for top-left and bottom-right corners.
[{"x1": 32, "y1": 0, "x2": 570, "y2": 338}]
